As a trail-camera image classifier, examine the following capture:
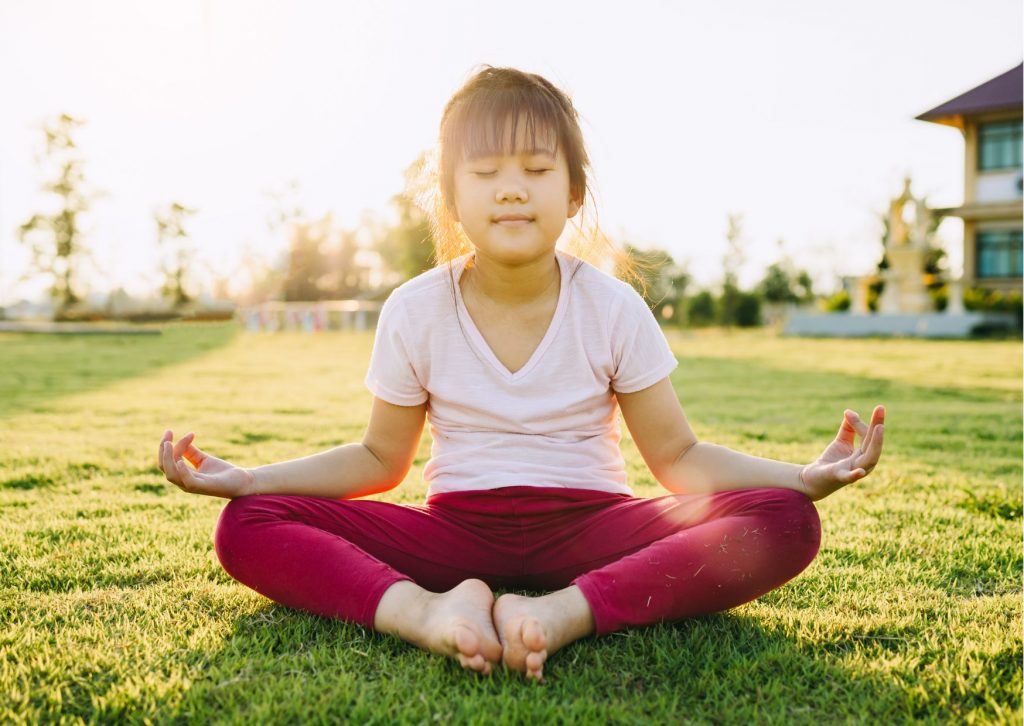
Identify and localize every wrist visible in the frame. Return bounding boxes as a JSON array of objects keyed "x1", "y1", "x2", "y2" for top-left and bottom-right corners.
[{"x1": 244, "y1": 467, "x2": 260, "y2": 496}]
